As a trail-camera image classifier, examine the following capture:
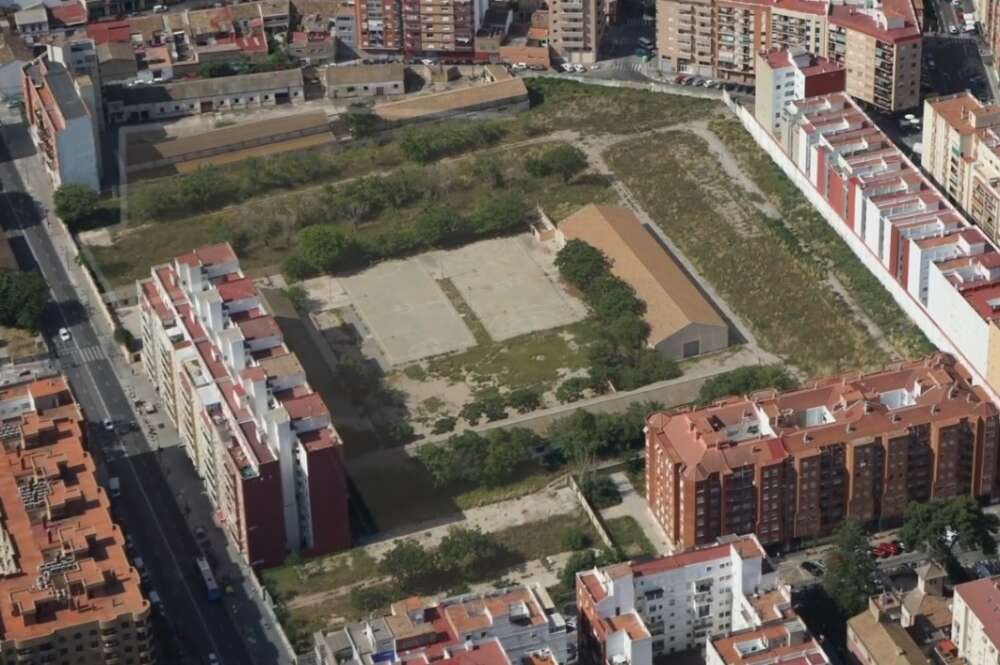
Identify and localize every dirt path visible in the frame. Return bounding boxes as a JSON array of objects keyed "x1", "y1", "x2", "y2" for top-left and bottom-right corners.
[{"x1": 825, "y1": 272, "x2": 900, "y2": 360}]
